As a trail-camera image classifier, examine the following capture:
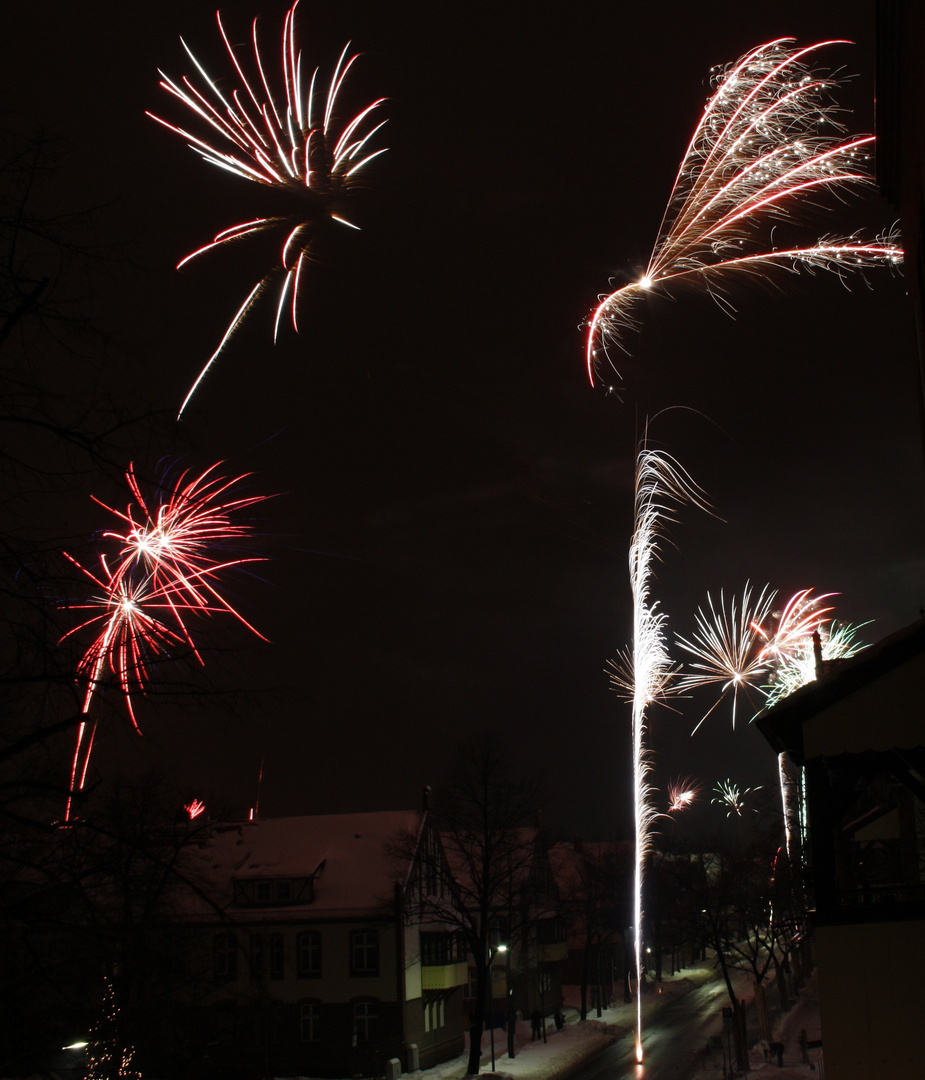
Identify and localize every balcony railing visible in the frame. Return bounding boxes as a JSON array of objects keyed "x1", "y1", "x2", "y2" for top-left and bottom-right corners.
[{"x1": 421, "y1": 961, "x2": 468, "y2": 991}]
